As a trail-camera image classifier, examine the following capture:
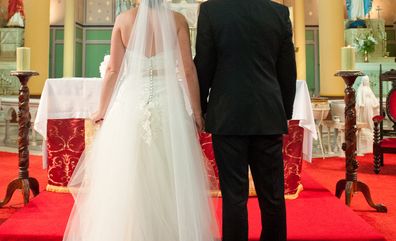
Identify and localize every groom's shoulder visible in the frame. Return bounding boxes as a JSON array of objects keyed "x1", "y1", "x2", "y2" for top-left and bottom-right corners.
[
  {"x1": 198, "y1": 0, "x2": 218, "y2": 16},
  {"x1": 269, "y1": 1, "x2": 289, "y2": 15},
  {"x1": 199, "y1": 0, "x2": 223, "y2": 9}
]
